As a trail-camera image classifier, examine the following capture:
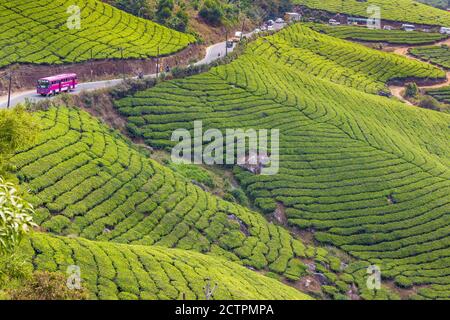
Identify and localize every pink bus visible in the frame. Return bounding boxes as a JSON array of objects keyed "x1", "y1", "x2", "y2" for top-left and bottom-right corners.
[{"x1": 37, "y1": 73, "x2": 78, "y2": 96}]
